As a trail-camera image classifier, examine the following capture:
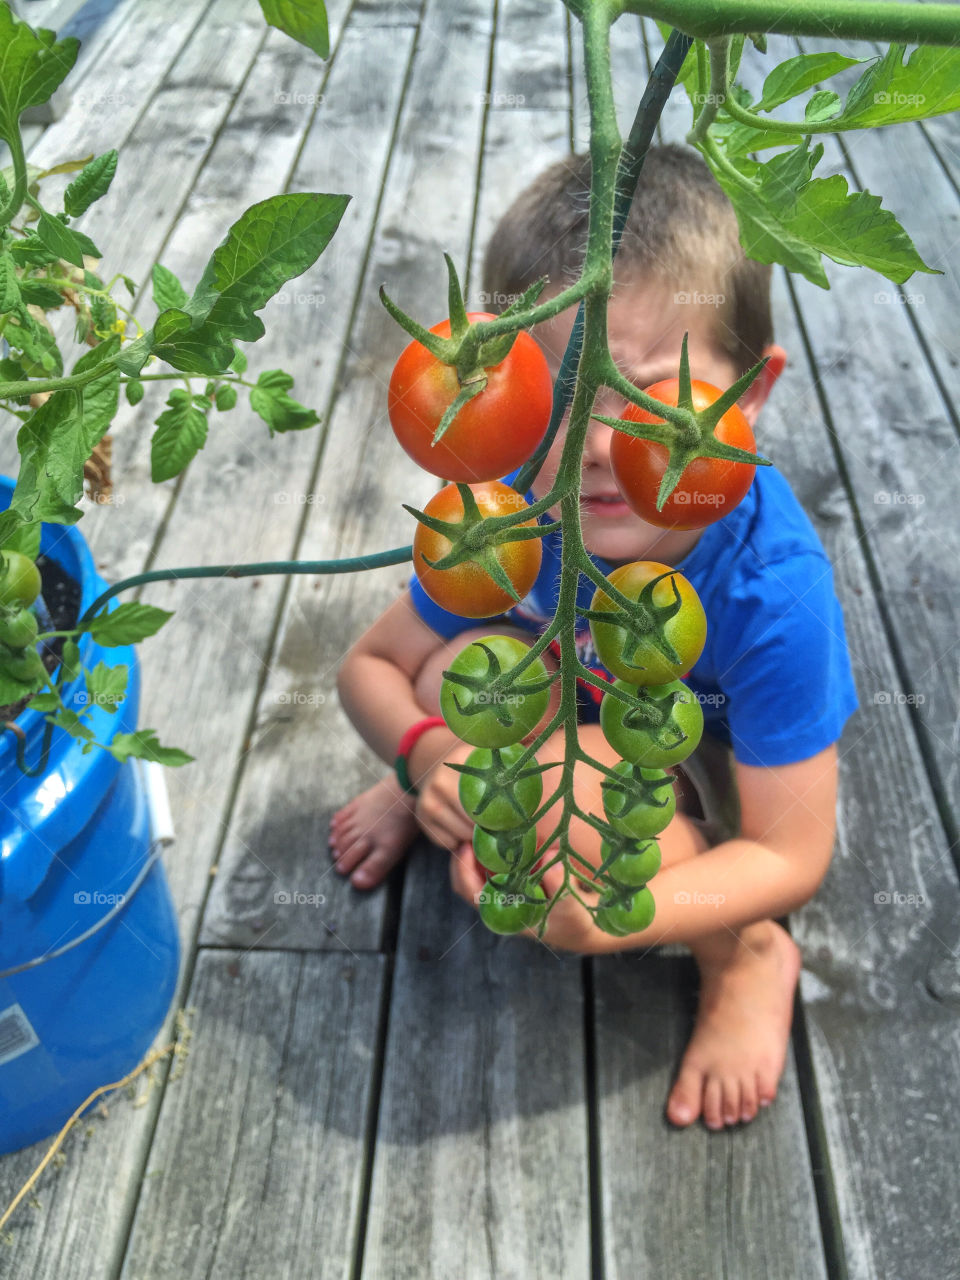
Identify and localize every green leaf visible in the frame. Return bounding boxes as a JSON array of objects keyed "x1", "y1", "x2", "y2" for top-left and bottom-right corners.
[
  {"x1": 758, "y1": 51, "x2": 863, "y2": 112},
  {"x1": 154, "y1": 307, "x2": 191, "y2": 343},
  {"x1": 150, "y1": 391, "x2": 209, "y2": 481},
  {"x1": 125, "y1": 378, "x2": 144, "y2": 406},
  {"x1": 60, "y1": 638, "x2": 82, "y2": 681},
  {"x1": 48, "y1": 707, "x2": 96, "y2": 743},
  {"x1": 107, "y1": 727, "x2": 194, "y2": 766},
  {"x1": 0, "y1": 7, "x2": 79, "y2": 139},
  {"x1": 152, "y1": 262, "x2": 188, "y2": 311},
  {"x1": 35, "y1": 209, "x2": 86, "y2": 268},
  {"x1": 705, "y1": 137, "x2": 937, "y2": 289},
  {"x1": 0, "y1": 253, "x2": 22, "y2": 312},
  {"x1": 86, "y1": 601, "x2": 173, "y2": 645},
  {"x1": 63, "y1": 150, "x2": 118, "y2": 217},
  {"x1": 25, "y1": 689, "x2": 60, "y2": 712},
  {"x1": 0, "y1": 517, "x2": 40, "y2": 560},
  {"x1": 805, "y1": 90, "x2": 842, "y2": 124},
  {"x1": 18, "y1": 278, "x2": 64, "y2": 308},
  {"x1": 249, "y1": 368, "x2": 319, "y2": 435},
  {"x1": 8, "y1": 231, "x2": 60, "y2": 267},
  {"x1": 83, "y1": 660, "x2": 128, "y2": 713},
  {"x1": 4, "y1": 313, "x2": 63, "y2": 377},
  {"x1": 215, "y1": 383, "x2": 237, "y2": 411},
  {"x1": 0, "y1": 335, "x2": 120, "y2": 535},
  {"x1": 835, "y1": 43, "x2": 960, "y2": 128},
  {"x1": 121, "y1": 274, "x2": 137, "y2": 297},
  {"x1": 258, "y1": 0, "x2": 329, "y2": 58},
  {"x1": 229, "y1": 347, "x2": 247, "y2": 374}
]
